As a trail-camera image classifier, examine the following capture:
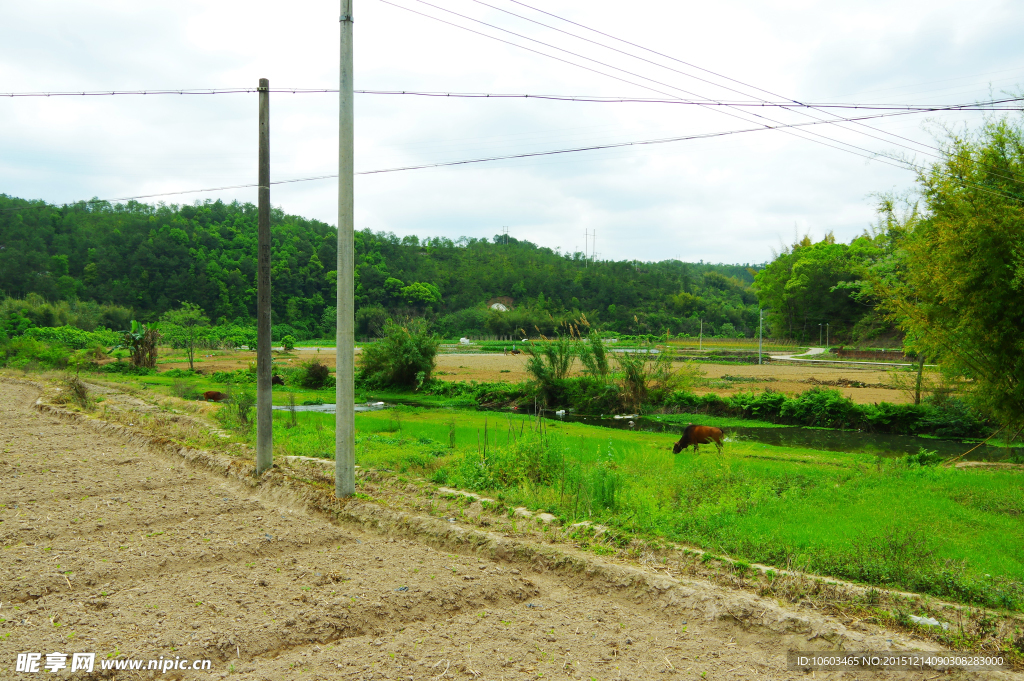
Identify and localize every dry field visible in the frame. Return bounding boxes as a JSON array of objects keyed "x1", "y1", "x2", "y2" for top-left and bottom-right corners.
[
  {"x1": 1, "y1": 377, "x2": 982, "y2": 680},
  {"x1": 155, "y1": 346, "x2": 347, "y2": 375},
  {"x1": 153, "y1": 347, "x2": 932, "y2": 405},
  {"x1": 431, "y1": 354, "x2": 929, "y2": 405}
]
